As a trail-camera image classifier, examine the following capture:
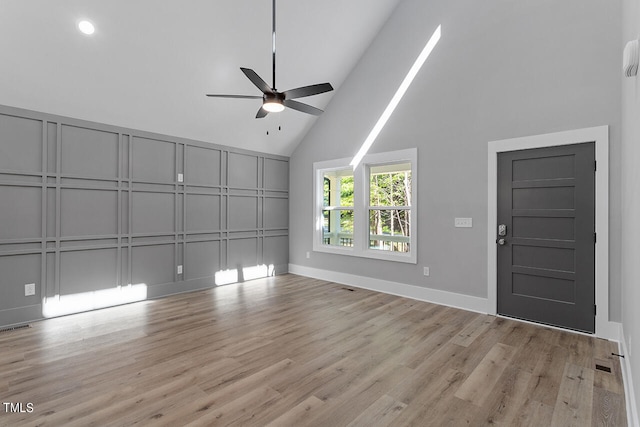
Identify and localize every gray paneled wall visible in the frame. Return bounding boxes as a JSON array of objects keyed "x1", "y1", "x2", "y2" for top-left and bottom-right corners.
[{"x1": 0, "y1": 105, "x2": 289, "y2": 327}]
